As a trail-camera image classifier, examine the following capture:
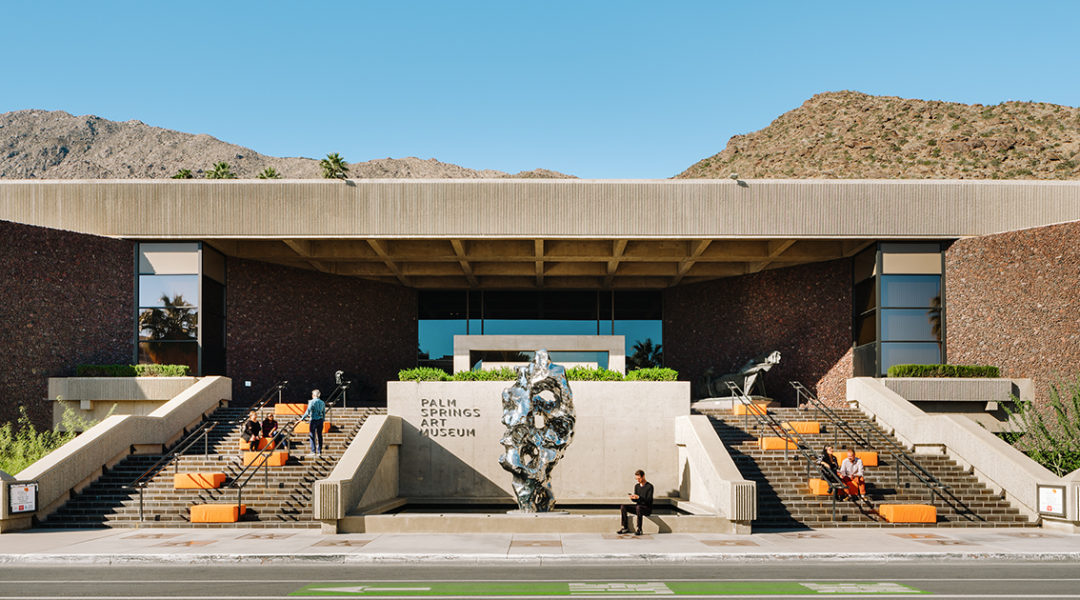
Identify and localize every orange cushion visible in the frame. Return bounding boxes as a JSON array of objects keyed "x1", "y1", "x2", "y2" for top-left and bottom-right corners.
[
  {"x1": 879, "y1": 504, "x2": 936, "y2": 523},
  {"x1": 294, "y1": 421, "x2": 331, "y2": 434},
  {"x1": 243, "y1": 451, "x2": 288, "y2": 467},
  {"x1": 733, "y1": 403, "x2": 768, "y2": 416},
  {"x1": 190, "y1": 504, "x2": 246, "y2": 523},
  {"x1": 275, "y1": 403, "x2": 307, "y2": 416},
  {"x1": 831, "y1": 450, "x2": 879, "y2": 467},
  {"x1": 808, "y1": 478, "x2": 831, "y2": 495},
  {"x1": 758, "y1": 436, "x2": 797, "y2": 451},
  {"x1": 782, "y1": 421, "x2": 820, "y2": 434},
  {"x1": 238, "y1": 438, "x2": 275, "y2": 451},
  {"x1": 174, "y1": 472, "x2": 226, "y2": 489}
]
